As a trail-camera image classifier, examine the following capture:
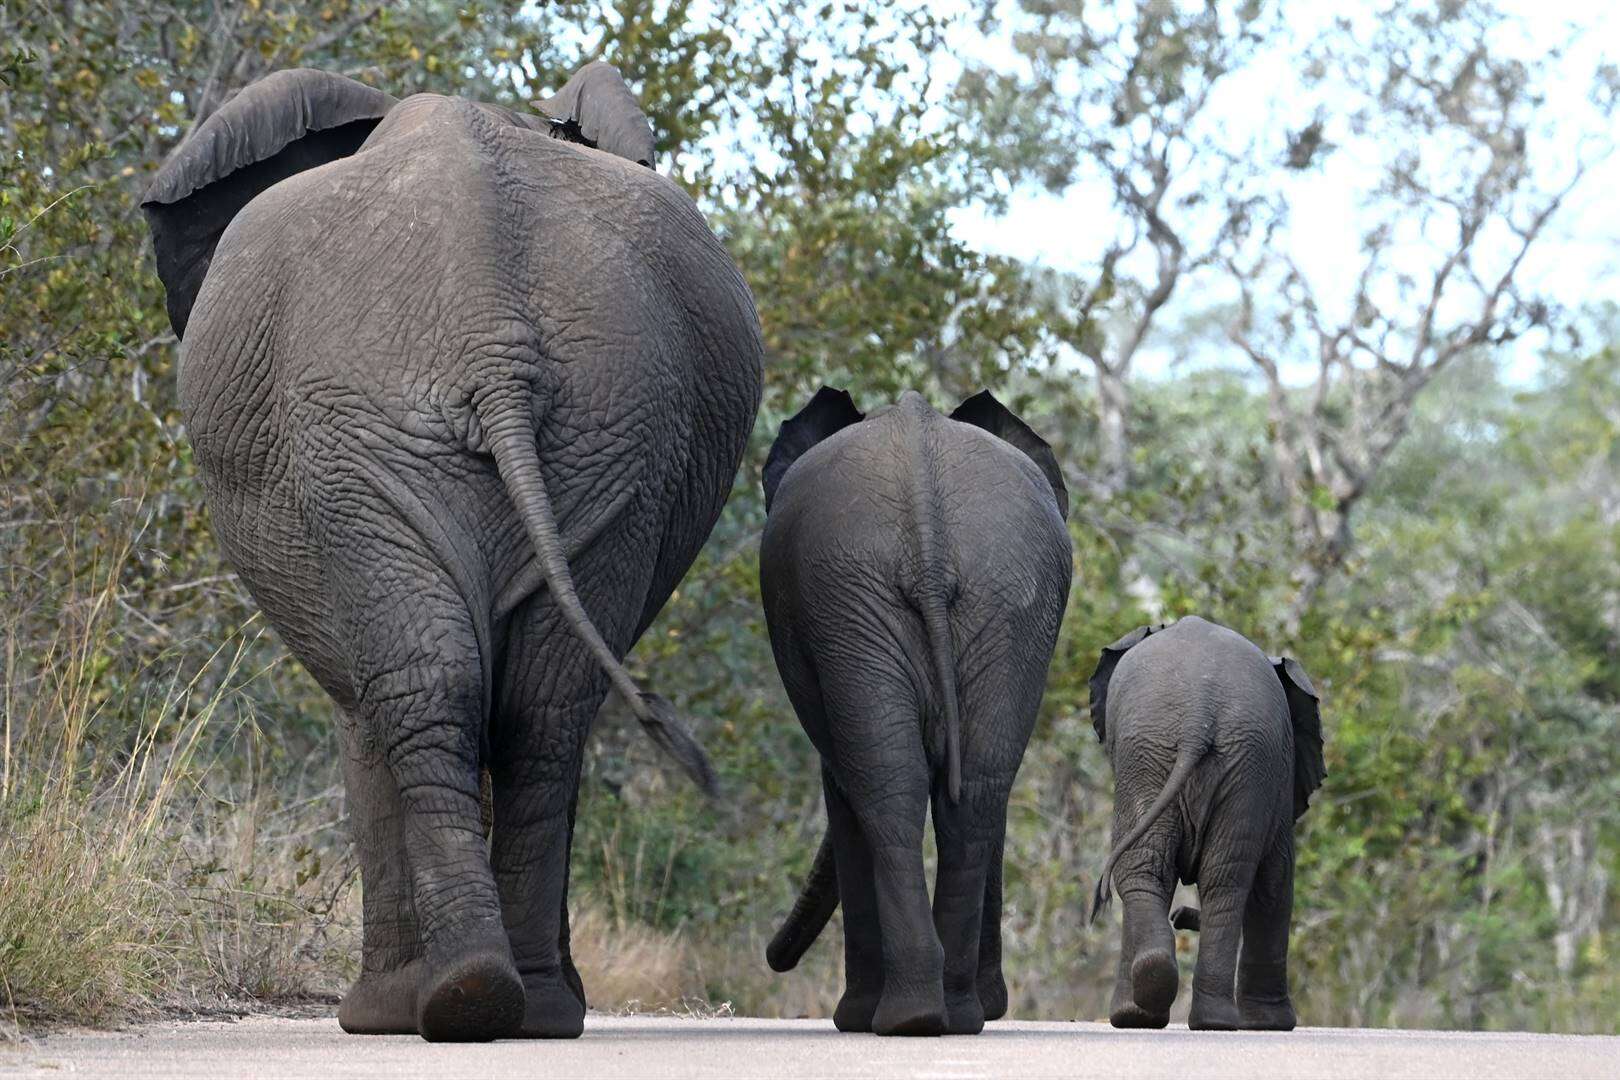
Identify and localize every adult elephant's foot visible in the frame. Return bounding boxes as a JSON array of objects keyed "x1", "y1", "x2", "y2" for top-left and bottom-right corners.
[
  {"x1": 1187, "y1": 990, "x2": 1241, "y2": 1031},
  {"x1": 514, "y1": 978, "x2": 586, "y2": 1039},
  {"x1": 872, "y1": 985, "x2": 947, "y2": 1037},
  {"x1": 1130, "y1": 948, "x2": 1179, "y2": 1015},
  {"x1": 944, "y1": 989, "x2": 986, "y2": 1035},
  {"x1": 339, "y1": 960, "x2": 425, "y2": 1034},
  {"x1": 1238, "y1": 996, "x2": 1297, "y2": 1031},
  {"x1": 414, "y1": 944, "x2": 525, "y2": 1042}
]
